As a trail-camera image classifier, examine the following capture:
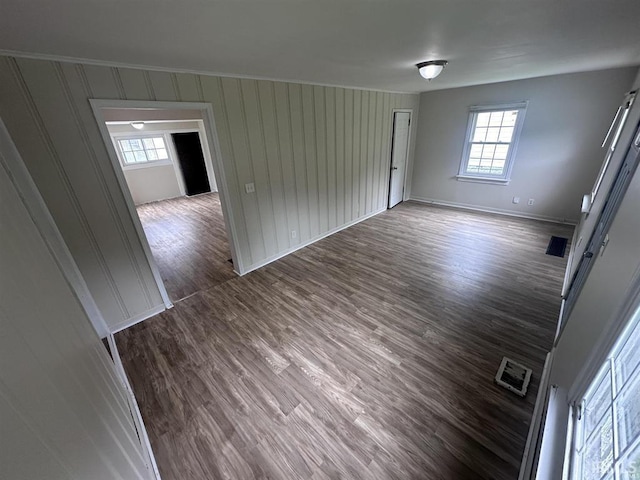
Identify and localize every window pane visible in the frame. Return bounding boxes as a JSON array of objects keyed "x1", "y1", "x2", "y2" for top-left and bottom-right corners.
[
  {"x1": 124, "y1": 152, "x2": 136, "y2": 164},
  {"x1": 481, "y1": 144, "x2": 496, "y2": 159},
  {"x1": 486, "y1": 127, "x2": 500, "y2": 142},
  {"x1": 584, "y1": 366, "x2": 613, "y2": 442},
  {"x1": 146, "y1": 149, "x2": 158, "y2": 160},
  {"x1": 489, "y1": 111, "x2": 504, "y2": 126},
  {"x1": 129, "y1": 139, "x2": 143, "y2": 150},
  {"x1": 476, "y1": 112, "x2": 490, "y2": 127},
  {"x1": 156, "y1": 148, "x2": 168, "y2": 159},
  {"x1": 470, "y1": 144, "x2": 483, "y2": 158},
  {"x1": 134, "y1": 151, "x2": 147, "y2": 162},
  {"x1": 618, "y1": 440, "x2": 640, "y2": 480},
  {"x1": 495, "y1": 145, "x2": 509, "y2": 160},
  {"x1": 503, "y1": 110, "x2": 518, "y2": 127},
  {"x1": 491, "y1": 161, "x2": 505, "y2": 174},
  {"x1": 142, "y1": 138, "x2": 155, "y2": 149},
  {"x1": 153, "y1": 137, "x2": 165, "y2": 148},
  {"x1": 582, "y1": 411, "x2": 614, "y2": 480},
  {"x1": 119, "y1": 140, "x2": 132, "y2": 152},
  {"x1": 617, "y1": 372, "x2": 640, "y2": 454},
  {"x1": 616, "y1": 322, "x2": 640, "y2": 387},
  {"x1": 473, "y1": 127, "x2": 487, "y2": 142},
  {"x1": 467, "y1": 159, "x2": 481, "y2": 168},
  {"x1": 498, "y1": 127, "x2": 515, "y2": 143},
  {"x1": 479, "y1": 158, "x2": 493, "y2": 167}
]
